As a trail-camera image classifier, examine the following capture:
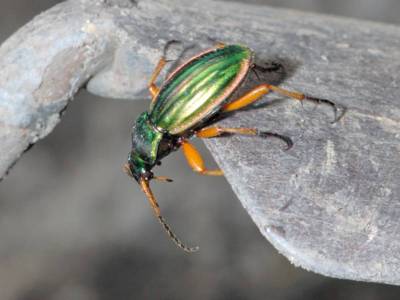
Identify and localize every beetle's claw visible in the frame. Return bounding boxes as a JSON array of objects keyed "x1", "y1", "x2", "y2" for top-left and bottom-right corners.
[
  {"x1": 281, "y1": 136, "x2": 294, "y2": 151},
  {"x1": 323, "y1": 101, "x2": 346, "y2": 123},
  {"x1": 331, "y1": 104, "x2": 347, "y2": 124},
  {"x1": 253, "y1": 61, "x2": 284, "y2": 73},
  {"x1": 258, "y1": 131, "x2": 293, "y2": 151},
  {"x1": 304, "y1": 96, "x2": 346, "y2": 123}
]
